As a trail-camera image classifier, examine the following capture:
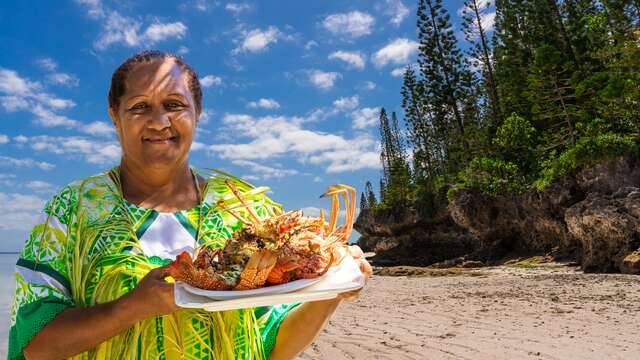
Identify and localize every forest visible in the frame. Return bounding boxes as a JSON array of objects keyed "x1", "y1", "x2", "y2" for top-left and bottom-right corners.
[{"x1": 361, "y1": 0, "x2": 640, "y2": 221}]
